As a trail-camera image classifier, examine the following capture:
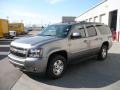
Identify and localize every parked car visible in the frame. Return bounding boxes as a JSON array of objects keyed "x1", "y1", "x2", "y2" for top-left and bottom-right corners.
[
  {"x1": 9, "y1": 31, "x2": 16, "y2": 38},
  {"x1": 8, "y1": 22, "x2": 112, "y2": 79}
]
